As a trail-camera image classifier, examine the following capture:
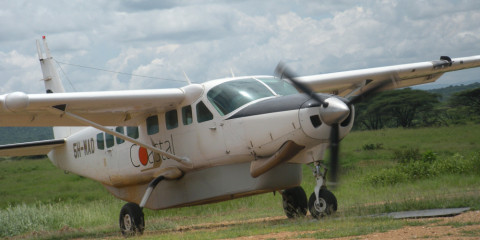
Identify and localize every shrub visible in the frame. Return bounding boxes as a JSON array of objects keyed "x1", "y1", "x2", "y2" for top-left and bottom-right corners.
[
  {"x1": 366, "y1": 151, "x2": 480, "y2": 186},
  {"x1": 393, "y1": 148, "x2": 421, "y2": 164},
  {"x1": 366, "y1": 168, "x2": 408, "y2": 186},
  {"x1": 421, "y1": 151, "x2": 437, "y2": 163},
  {"x1": 400, "y1": 161, "x2": 437, "y2": 180},
  {"x1": 362, "y1": 143, "x2": 384, "y2": 151},
  {"x1": 431, "y1": 153, "x2": 466, "y2": 174}
]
